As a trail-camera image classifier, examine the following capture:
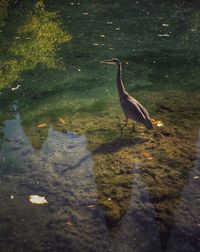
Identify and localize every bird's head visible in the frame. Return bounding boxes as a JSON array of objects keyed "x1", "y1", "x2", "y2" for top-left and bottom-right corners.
[{"x1": 100, "y1": 58, "x2": 128, "y2": 66}]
